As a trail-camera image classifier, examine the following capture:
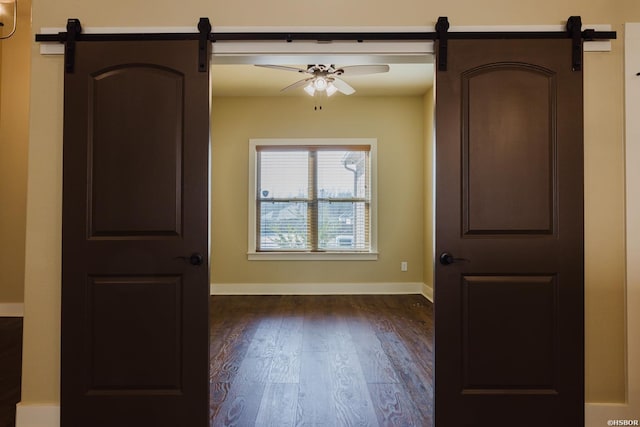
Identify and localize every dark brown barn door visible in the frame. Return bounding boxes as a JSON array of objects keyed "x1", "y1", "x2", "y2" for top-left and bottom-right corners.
[
  {"x1": 435, "y1": 39, "x2": 584, "y2": 426},
  {"x1": 61, "y1": 40, "x2": 210, "y2": 427}
]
